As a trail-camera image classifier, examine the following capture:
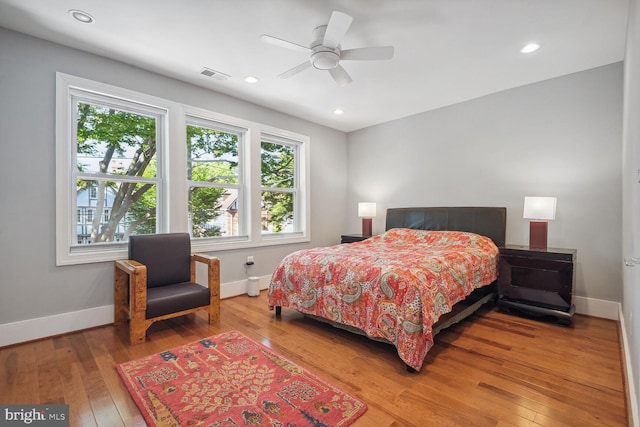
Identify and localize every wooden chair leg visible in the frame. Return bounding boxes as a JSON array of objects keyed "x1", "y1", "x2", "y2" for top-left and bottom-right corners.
[
  {"x1": 114, "y1": 260, "x2": 149, "y2": 345},
  {"x1": 113, "y1": 268, "x2": 128, "y2": 325},
  {"x1": 202, "y1": 255, "x2": 220, "y2": 324},
  {"x1": 208, "y1": 298, "x2": 219, "y2": 324},
  {"x1": 129, "y1": 316, "x2": 147, "y2": 345},
  {"x1": 129, "y1": 265, "x2": 148, "y2": 345}
]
